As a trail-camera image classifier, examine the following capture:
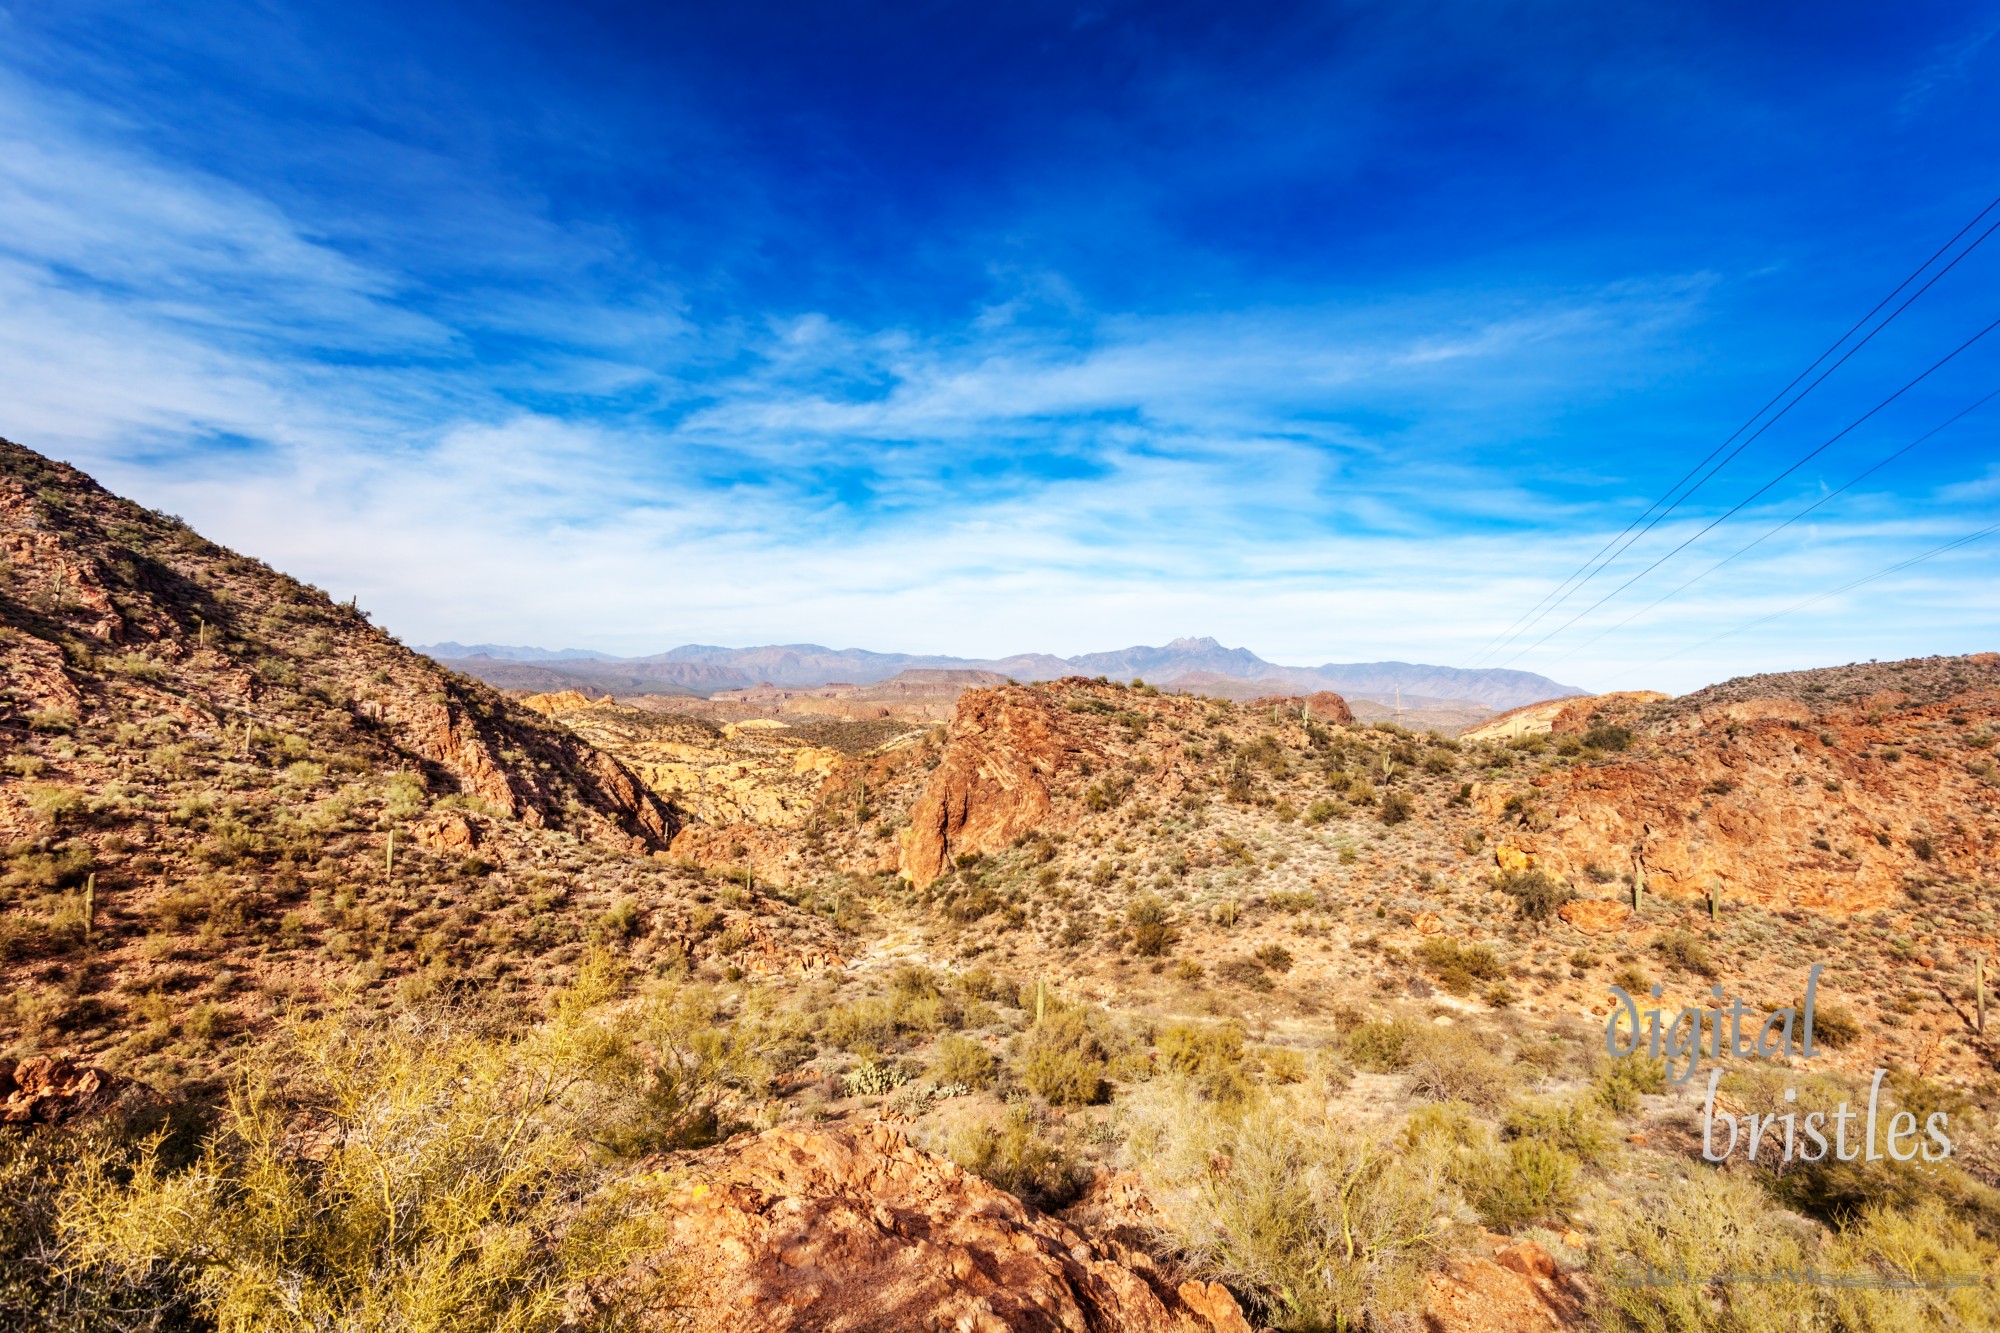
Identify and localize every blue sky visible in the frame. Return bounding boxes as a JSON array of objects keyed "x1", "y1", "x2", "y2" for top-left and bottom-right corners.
[{"x1": 2, "y1": 1, "x2": 1996, "y2": 691}]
